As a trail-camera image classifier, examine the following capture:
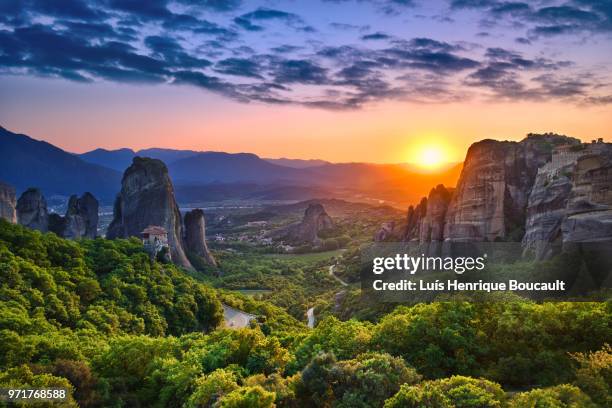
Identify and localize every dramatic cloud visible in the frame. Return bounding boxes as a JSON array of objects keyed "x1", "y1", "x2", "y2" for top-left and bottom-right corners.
[
  {"x1": 451, "y1": 0, "x2": 612, "y2": 38},
  {"x1": 323, "y1": 0, "x2": 417, "y2": 15},
  {"x1": 234, "y1": 8, "x2": 314, "y2": 32},
  {"x1": 0, "y1": 0, "x2": 610, "y2": 109},
  {"x1": 361, "y1": 32, "x2": 392, "y2": 40}
]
